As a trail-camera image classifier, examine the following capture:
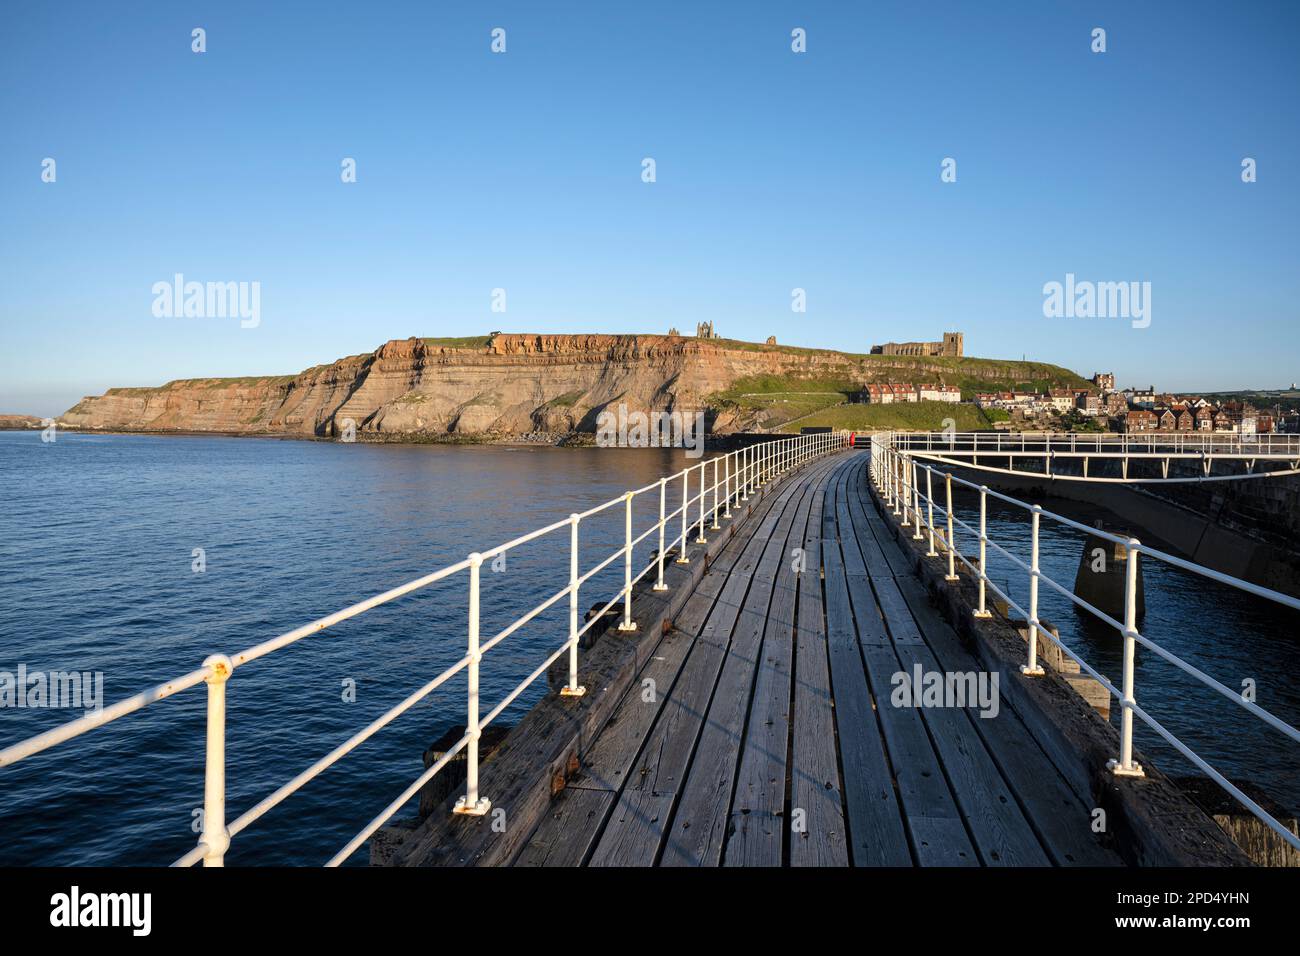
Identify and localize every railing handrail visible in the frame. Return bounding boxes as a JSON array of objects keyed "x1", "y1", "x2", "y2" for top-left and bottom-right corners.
[
  {"x1": 870, "y1": 431, "x2": 1300, "y2": 854},
  {"x1": 887, "y1": 430, "x2": 1300, "y2": 483},
  {"x1": 0, "y1": 429, "x2": 848, "y2": 866}
]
